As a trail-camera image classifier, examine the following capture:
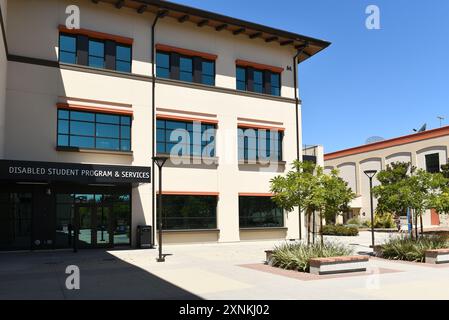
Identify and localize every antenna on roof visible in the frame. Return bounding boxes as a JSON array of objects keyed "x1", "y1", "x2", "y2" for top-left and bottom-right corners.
[
  {"x1": 413, "y1": 123, "x2": 427, "y2": 133},
  {"x1": 437, "y1": 116, "x2": 445, "y2": 128},
  {"x1": 365, "y1": 136, "x2": 385, "y2": 144}
]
